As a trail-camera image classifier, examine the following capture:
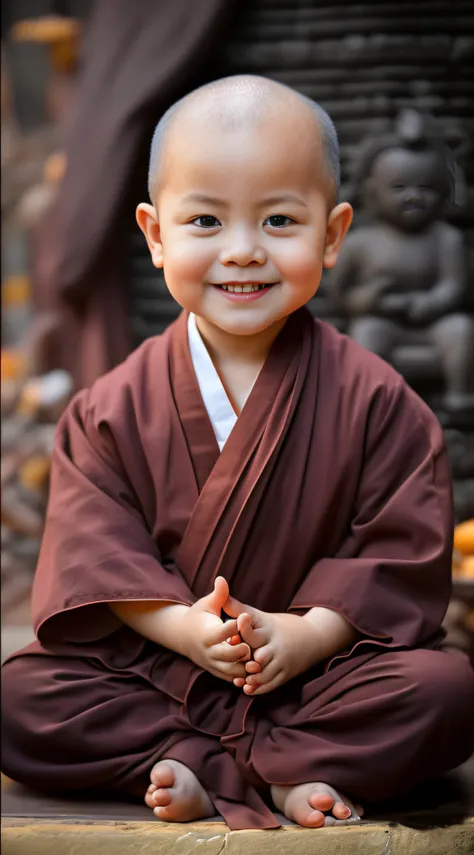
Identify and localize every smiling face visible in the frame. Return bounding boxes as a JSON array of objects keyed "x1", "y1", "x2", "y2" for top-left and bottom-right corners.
[
  {"x1": 368, "y1": 147, "x2": 447, "y2": 232},
  {"x1": 137, "y1": 104, "x2": 352, "y2": 340}
]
